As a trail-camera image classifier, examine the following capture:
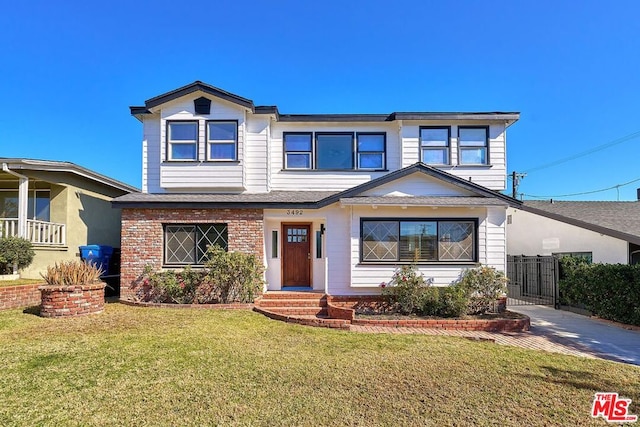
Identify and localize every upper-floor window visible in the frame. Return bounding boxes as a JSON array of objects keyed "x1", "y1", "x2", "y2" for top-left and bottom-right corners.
[
  {"x1": 420, "y1": 127, "x2": 450, "y2": 165},
  {"x1": 316, "y1": 133, "x2": 354, "y2": 170},
  {"x1": 284, "y1": 133, "x2": 313, "y2": 169},
  {"x1": 207, "y1": 121, "x2": 238, "y2": 161},
  {"x1": 357, "y1": 133, "x2": 385, "y2": 169},
  {"x1": 167, "y1": 121, "x2": 198, "y2": 161},
  {"x1": 458, "y1": 127, "x2": 489, "y2": 165},
  {"x1": 283, "y1": 132, "x2": 386, "y2": 171}
]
